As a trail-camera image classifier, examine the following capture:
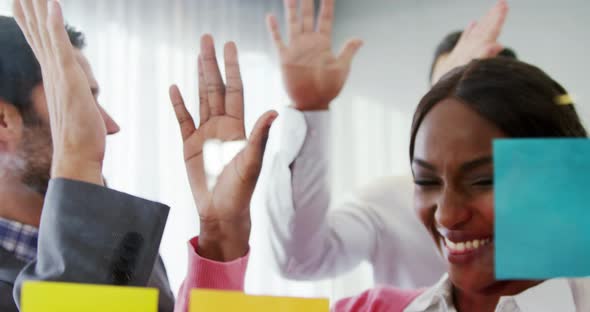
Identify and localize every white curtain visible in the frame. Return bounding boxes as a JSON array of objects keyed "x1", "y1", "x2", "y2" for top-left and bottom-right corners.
[{"x1": 0, "y1": 1, "x2": 10, "y2": 14}]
